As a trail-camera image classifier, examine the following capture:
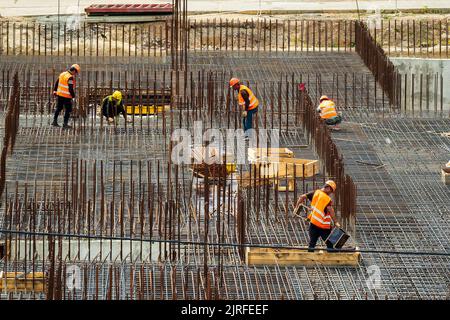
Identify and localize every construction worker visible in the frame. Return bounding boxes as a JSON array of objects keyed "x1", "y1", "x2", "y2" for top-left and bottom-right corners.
[
  {"x1": 317, "y1": 95, "x2": 342, "y2": 130},
  {"x1": 52, "y1": 64, "x2": 80, "y2": 128},
  {"x1": 101, "y1": 91, "x2": 130, "y2": 124},
  {"x1": 229, "y1": 78, "x2": 259, "y2": 138},
  {"x1": 295, "y1": 180, "x2": 340, "y2": 252}
]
